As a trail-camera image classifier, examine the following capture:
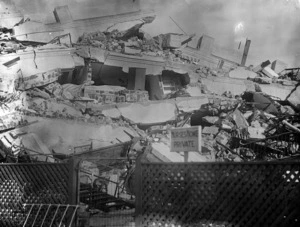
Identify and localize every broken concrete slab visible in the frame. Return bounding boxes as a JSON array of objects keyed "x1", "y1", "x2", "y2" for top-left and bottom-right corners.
[
  {"x1": 116, "y1": 16, "x2": 155, "y2": 41},
  {"x1": 62, "y1": 84, "x2": 84, "y2": 98},
  {"x1": 200, "y1": 76, "x2": 255, "y2": 96},
  {"x1": 21, "y1": 133, "x2": 55, "y2": 162},
  {"x1": 287, "y1": 85, "x2": 300, "y2": 109},
  {"x1": 262, "y1": 66, "x2": 279, "y2": 78},
  {"x1": 280, "y1": 105, "x2": 296, "y2": 115},
  {"x1": 43, "y1": 82, "x2": 62, "y2": 96},
  {"x1": 242, "y1": 91, "x2": 279, "y2": 115},
  {"x1": 0, "y1": 129, "x2": 25, "y2": 156},
  {"x1": 14, "y1": 47, "x2": 84, "y2": 78},
  {"x1": 229, "y1": 67, "x2": 257, "y2": 79},
  {"x1": 0, "y1": 74, "x2": 20, "y2": 97},
  {"x1": 117, "y1": 102, "x2": 177, "y2": 125},
  {"x1": 102, "y1": 107, "x2": 122, "y2": 119},
  {"x1": 202, "y1": 126, "x2": 219, "y2": 135},
  {"x1": 232, "y1": 109, "x2": 249, "y2": 129},
  {"x1": 13, "y1": 3, "x2": 156, "y2": 43},
  {"x1": 248, "y1": 127, "x2": 265, "y2": 139},
  {"x1": 76, "y1": 46, "x2": 166, "y2": 75},
  {"x1": 28, "y1": 98, "x2": 83, "y2": 118},
  {"x1": 215, "y1": 131, "x2": 230, "y2": 145},
  {"x1": 16, "y1": 69, "x2": 61, "y2": 91},
  {"x1": 106, "y1": 20, "x2": 146, "y2": 34},
  {"x1": 259, "y1": 83, "x2": 294, "y2": 100},
  {"x1": 123, "y1": 46, "x2": 142, "y2": 55},
  {"x1": 164, "y1": 34, "x2": 186, "y2": 49},
  {"x1": 252, "y1": 76, "x2": 272, "y2": 84},
  {"x1": 175, "y1": 96, "x2": 209, "y2": 112},
  {"x1": 27, "y1": 88, "x2": 51, "y2": 99},
  {"x1": 18, "y1": 116, "x2": 139, "y2": 155},
  {"x1": 153, "y1": 33, "x2": 195, "y2": 49},
  {"x1": 271, "y1": 60, "x2": 287, "y2": 74},
  {"x1": 185, "y1": 85, "x2": 203, "y2": 97},
  {"x1": 202, "y1": 116, "x2": 220, "y2": 125},
  {"x1": 119, "y1": 23, "x2": 145, "y2": 41},
  {"x1": 75, "y1": 46, "x2": 108, "y2": 62},
  {"x1": 61, "y1": 89, "x2": 74, "y2": 100},
  {"x1": 0, "y1": 111, "x2": 23, "y2": 131},
  {"x1": 252, "y1": 60, "x2": 271, "y2": 73}
]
